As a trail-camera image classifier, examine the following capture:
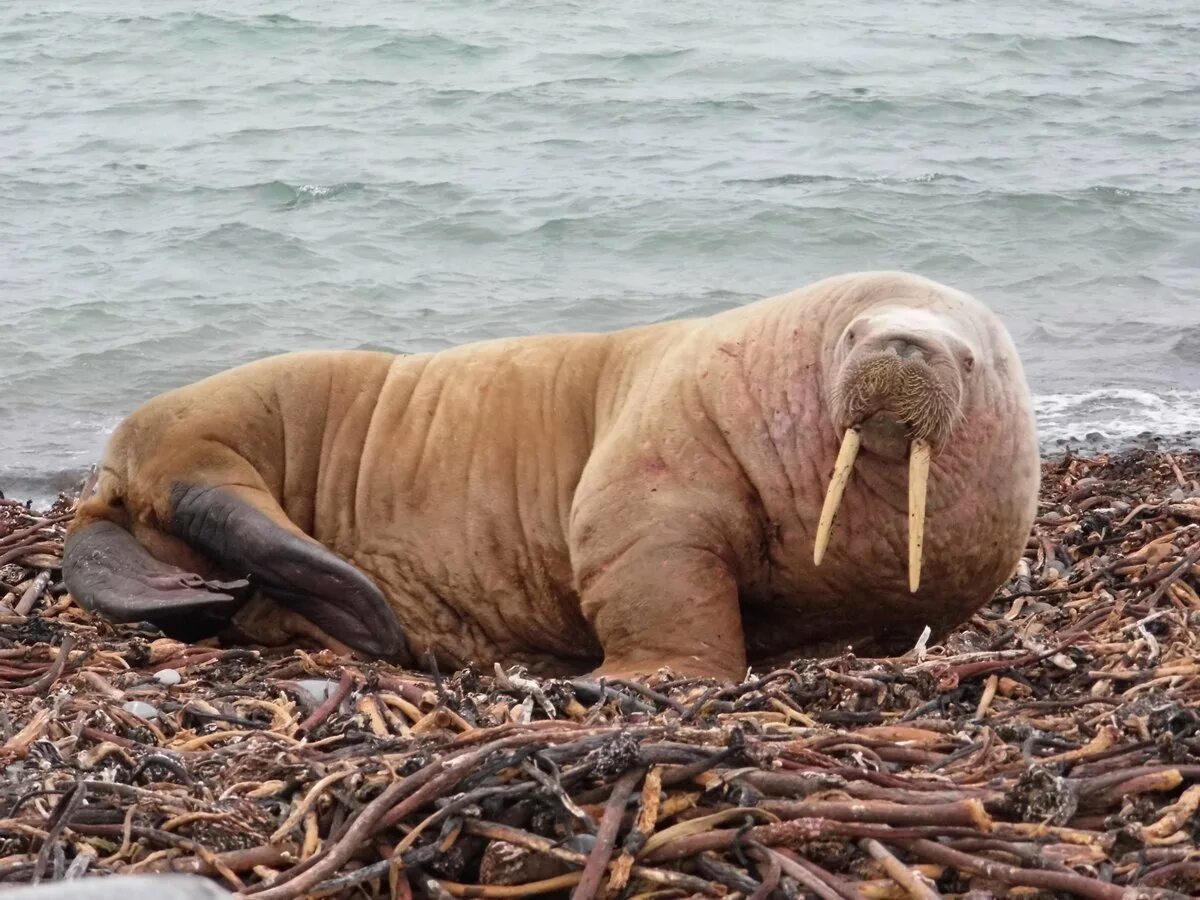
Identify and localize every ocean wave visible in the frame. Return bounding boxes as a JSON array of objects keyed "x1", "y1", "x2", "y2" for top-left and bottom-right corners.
[
  {"x1": 724, "y1": 178, "x2": 1197, "y2": 218},
  {"x1": 171, "y1": 12, "x2": 372, "y2": 39},
  {"x1": 179, "y1": 222, "x2": 329, "y2": 260},
  {"x1": 536, "y1": 47, "x2": 694, "y2": 67},
  {"x1": 1035, "y1": 389, "x2": 1200, "y2": 449},
  {"x1": 370, "y1": 33, "x2": 497, "y2": 58},
  {"x1": 729, "y1": 172, "x2": 973, "y2": 188},
  {"x1": 253, "y1": 13, "x2": 309, "y2": 28},
  {"x1": 1014, "y1": 33, "x2": 1143, "y2": 51},
  {"x1": 255, "y1": 180, "x2": 363, "y2": 209},
  {"x1": 222, "y1": 124, "x2": 368, "y2": 141}
]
